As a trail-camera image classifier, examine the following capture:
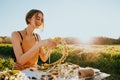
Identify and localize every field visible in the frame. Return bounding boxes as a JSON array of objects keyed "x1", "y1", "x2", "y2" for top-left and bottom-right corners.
[
  {"x1": 66, "y1": 44, "x2": 120, "y2": 80},
  {"x1": 0, "y1": 44, "x2": 120, "y2": 80}
]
